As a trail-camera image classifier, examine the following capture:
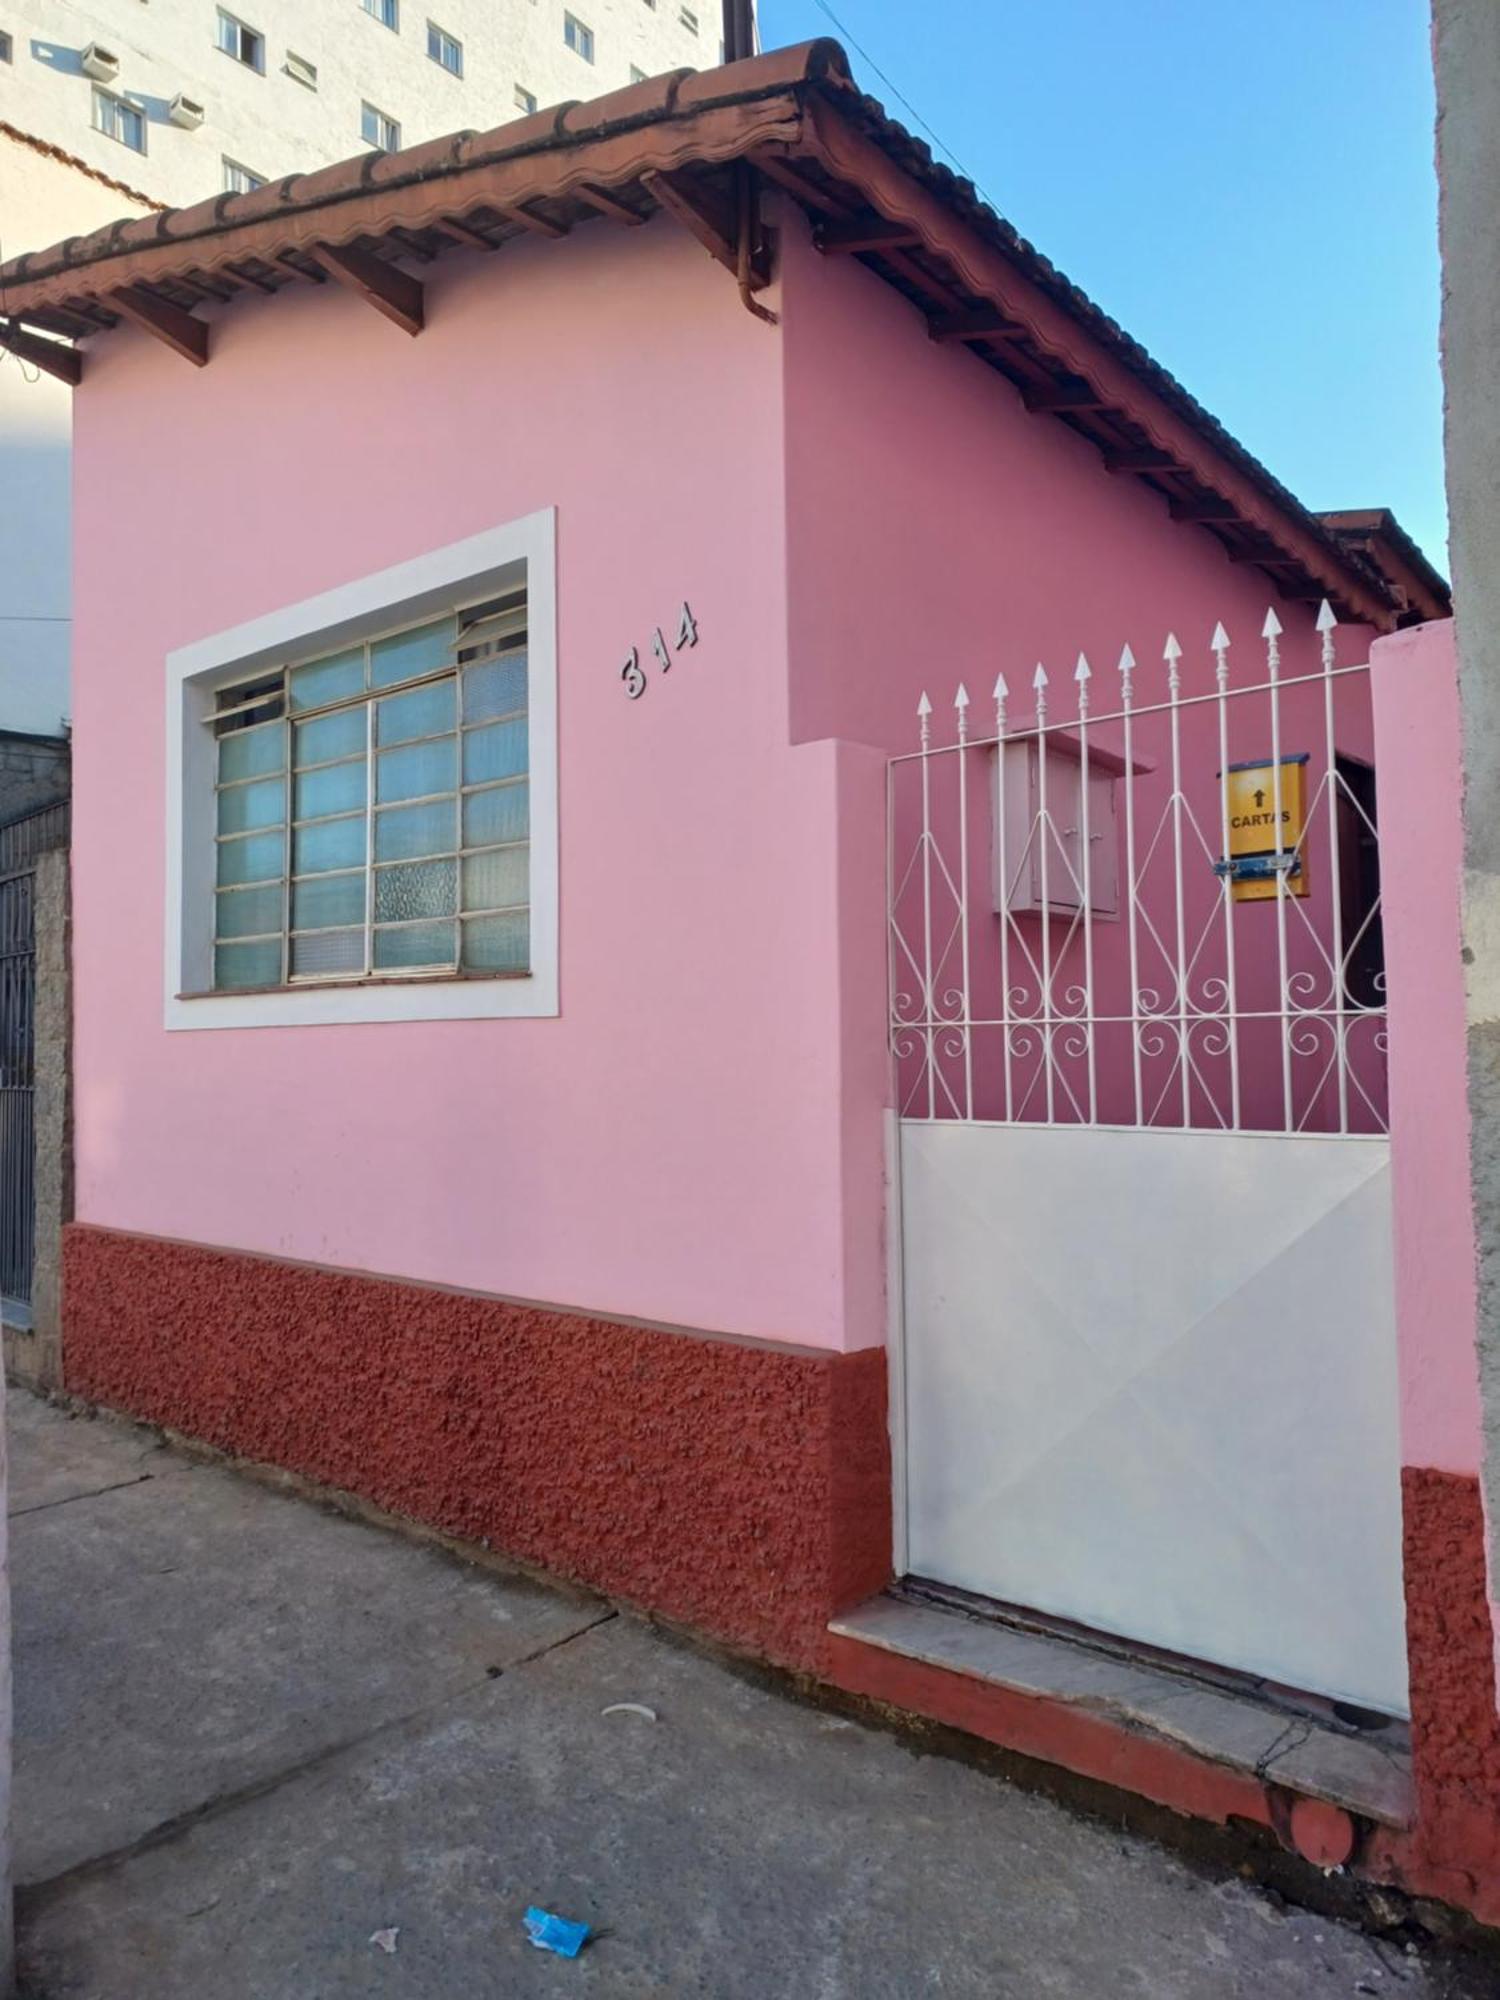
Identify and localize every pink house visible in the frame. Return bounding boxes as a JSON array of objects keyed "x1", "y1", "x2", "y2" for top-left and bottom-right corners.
[{"x1": 6, "y1": 39, "x2": 1494, "y2": 1921}]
